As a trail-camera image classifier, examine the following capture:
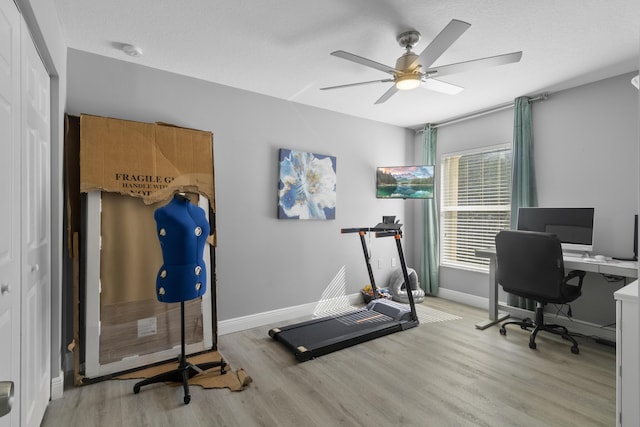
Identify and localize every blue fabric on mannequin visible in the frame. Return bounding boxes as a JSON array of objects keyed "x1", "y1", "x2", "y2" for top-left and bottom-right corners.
[{"x1": 154, "y1": 194, "x2": 210, "y2": 303}]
